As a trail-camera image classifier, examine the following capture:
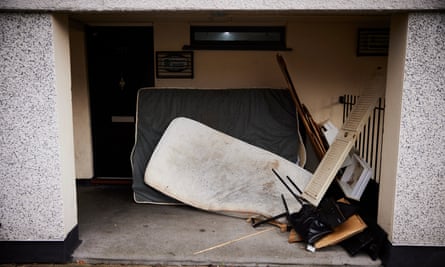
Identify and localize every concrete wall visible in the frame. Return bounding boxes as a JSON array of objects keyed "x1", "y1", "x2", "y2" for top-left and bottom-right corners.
[
  {"x1": 153, "y1": 17, "x2": 389, "y2": 127},
  {"x1": 1, "y1": 0, "x2": 444, "y2": 11},
  {"x1": 53, "y1": 15, "x2": 78, "y2": 237},
  {"x1": 378, "y1": 14, "x2": 408, "y2": 244},
  {"x1": 0, "y1": 13, "x2": 77, "y2": 241},
  {"x1": 379, "y1": 13, "x2": 445, "y2": 246},
  {"x1": 70, "y1": 22, "x2": 94, "y2": 179}
]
